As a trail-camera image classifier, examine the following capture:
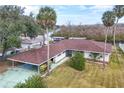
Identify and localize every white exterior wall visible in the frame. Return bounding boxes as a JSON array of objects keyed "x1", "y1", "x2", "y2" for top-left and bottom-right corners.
[
  {"x1": 30, "y1": 42, "x2": 42, "y2": 48},
  {"x1": 52, "y1": 51, "x2": 111, "y2": 64},
  {"x1": 69, "y1": 37, "x2": 86, "y2": 39},
  {"x1": 84, "y1": 51, "x2": 110, "y2": 62},
  {"x1": 48, "y1": 50, "x2": 111, "y2": 70},
  {"x1": 21, "y1": 44, "x2": 30, "y2": 49},
  {"x1": 53, "y1": 52, "x2": 66, "y2": 63},
  {"x1": 84, "y1": 52, "x2": 91, "y2": 59},
  {"x1": 99, "y1": 53, "x2": 111, "y2": 62},
  {"x1": 21, "y1": 42, "x2": 42, "y2": 50}
]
